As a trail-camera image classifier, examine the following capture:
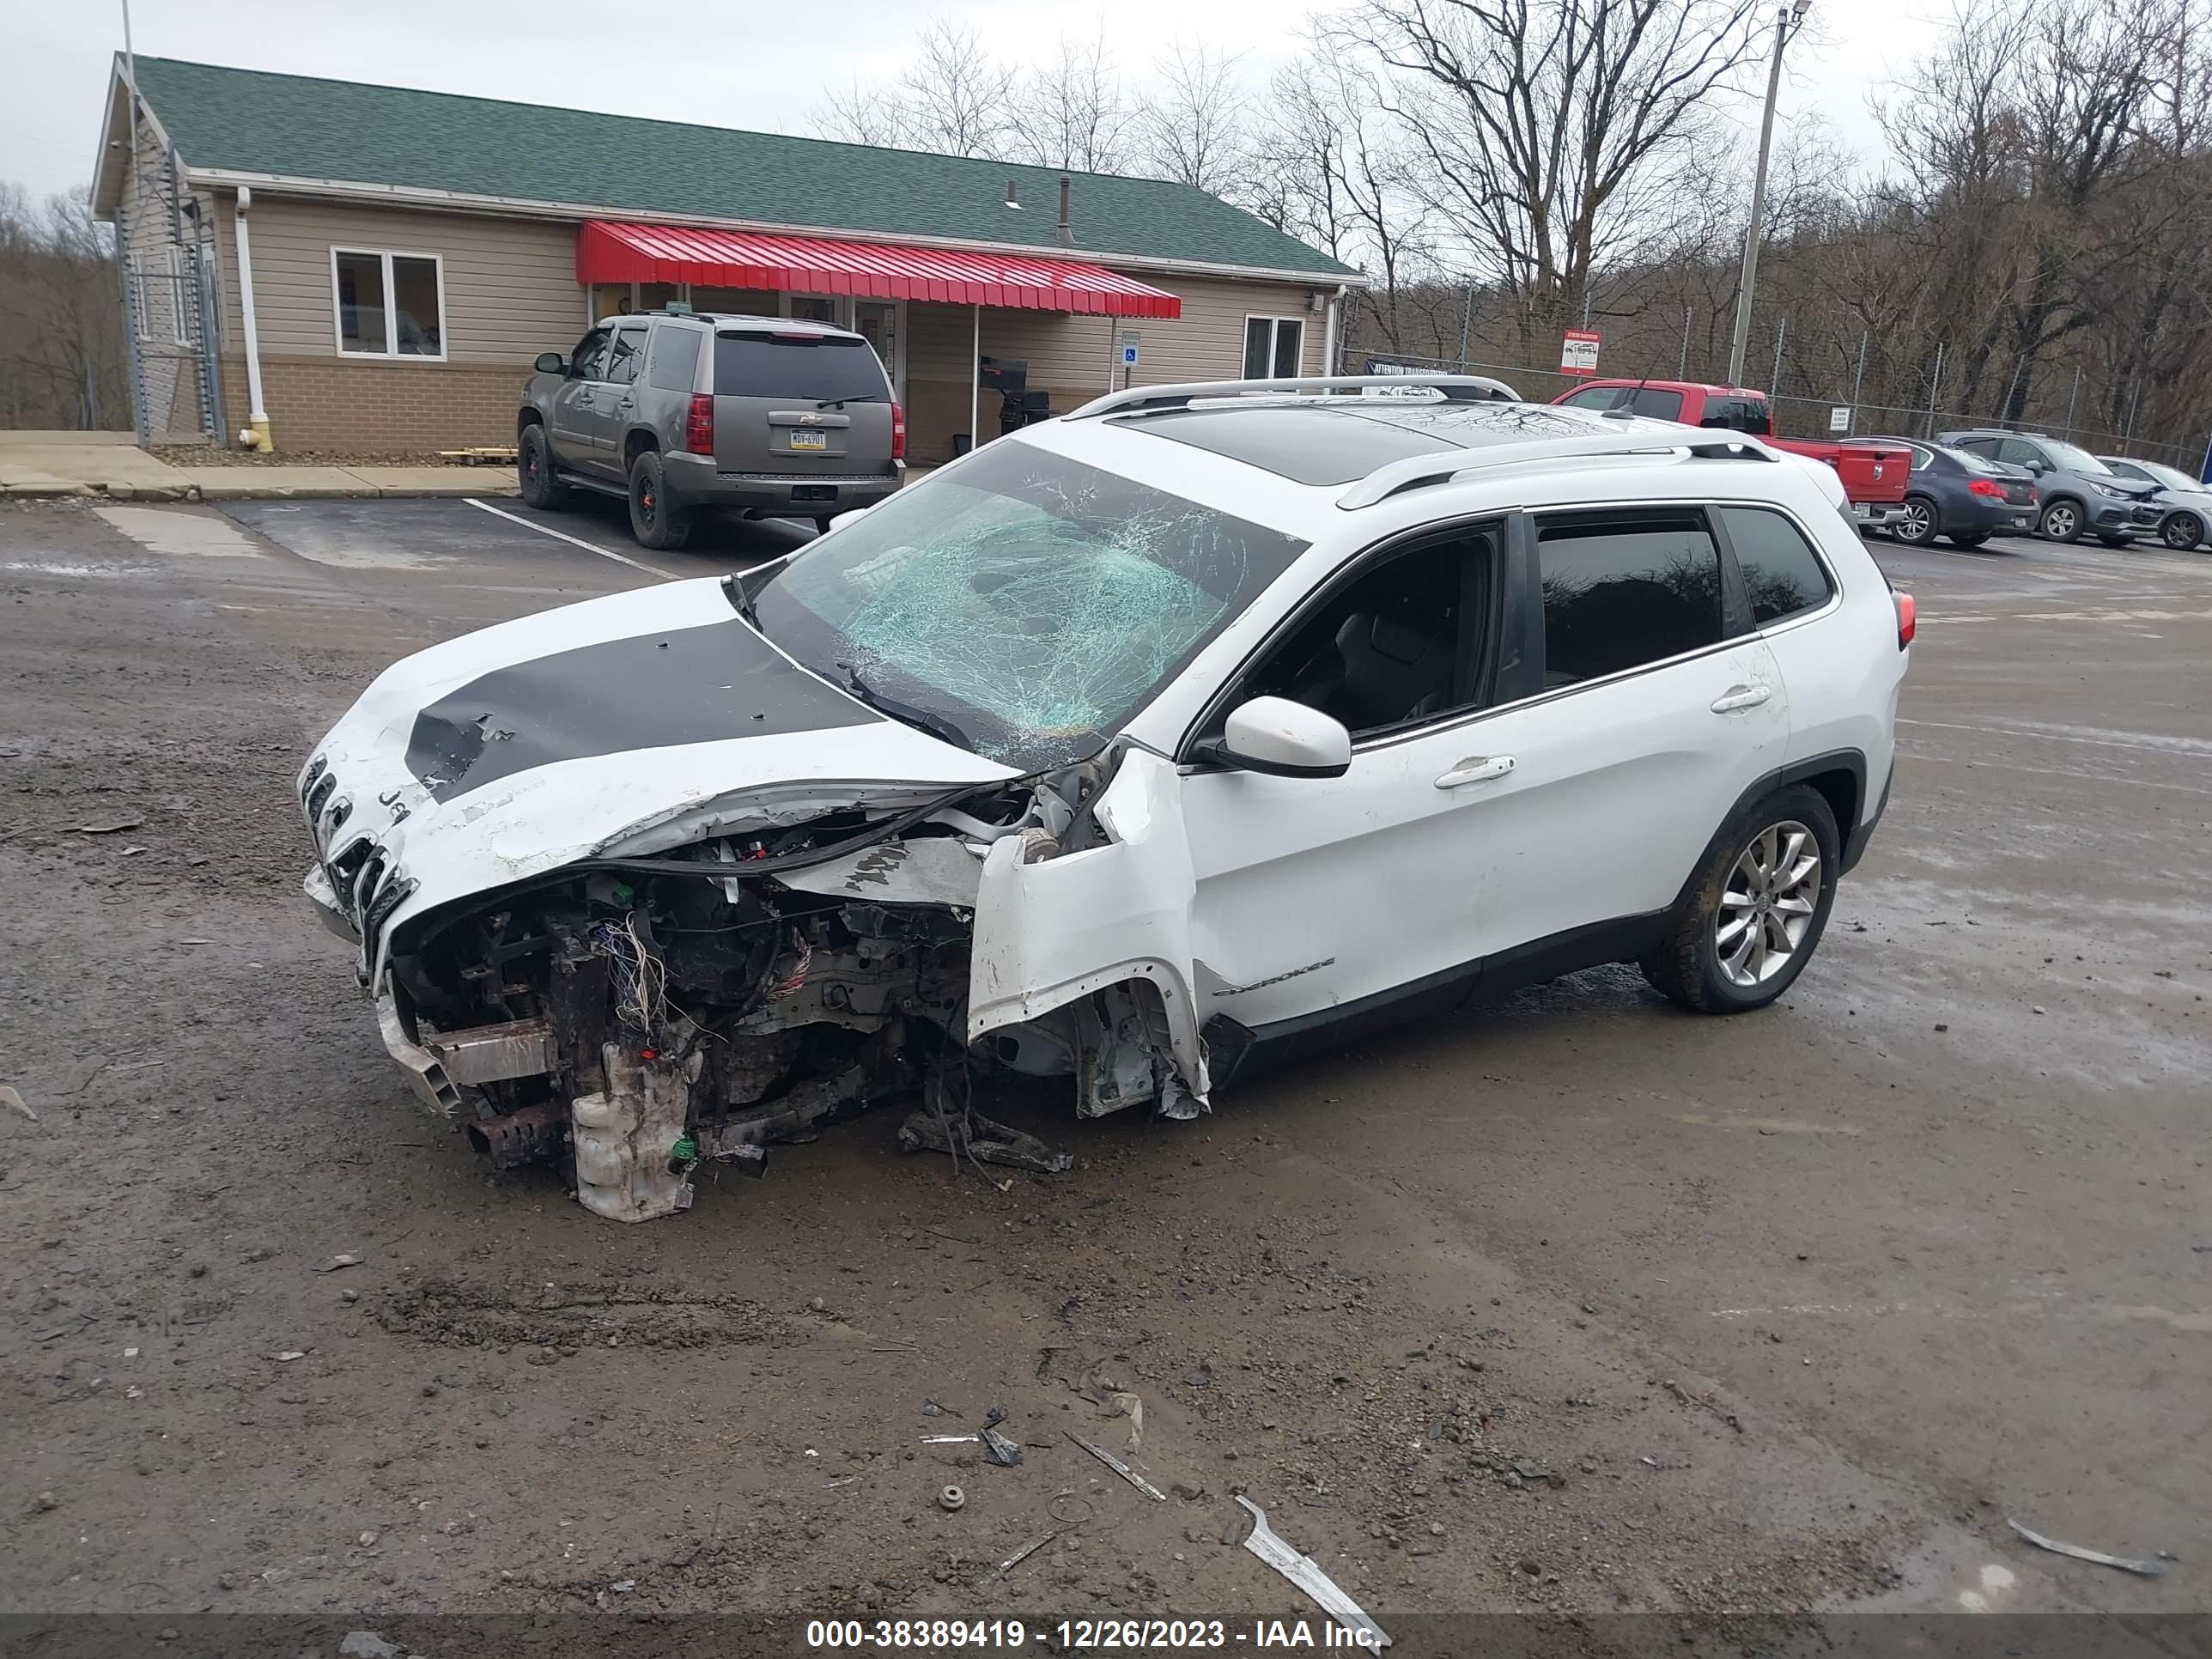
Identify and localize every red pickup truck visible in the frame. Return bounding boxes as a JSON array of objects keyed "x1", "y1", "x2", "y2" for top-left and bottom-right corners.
[{"x1": 1550, "y1": 380, "x2": 1911, "y2": 530}]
